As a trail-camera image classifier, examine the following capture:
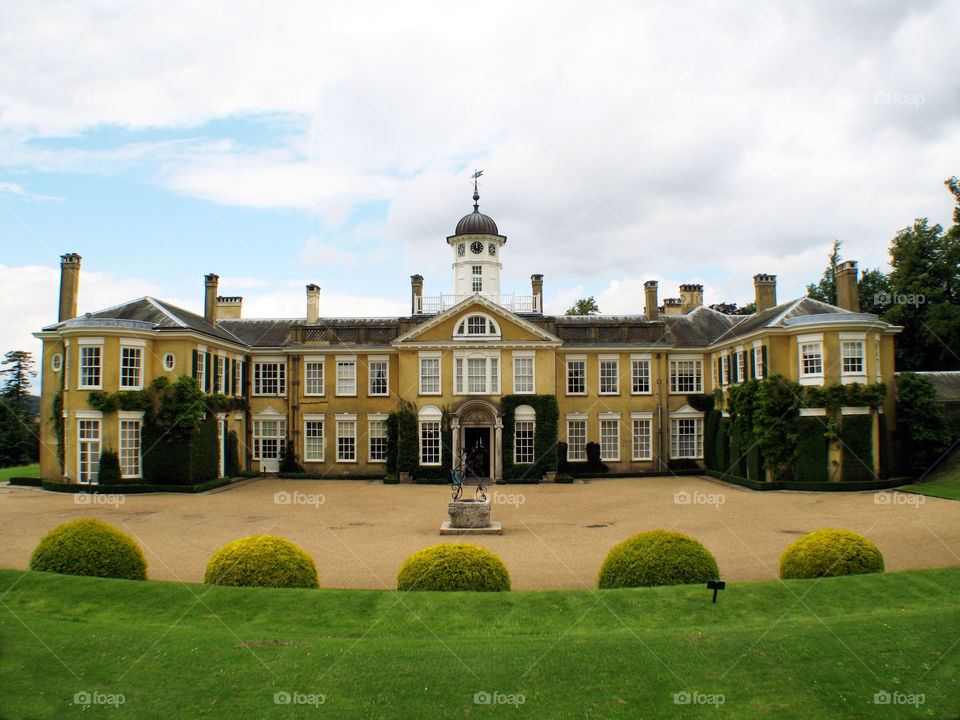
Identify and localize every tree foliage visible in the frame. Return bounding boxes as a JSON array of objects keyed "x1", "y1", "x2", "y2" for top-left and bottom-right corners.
[
  {"x1": 0, "y1": 350, "x2": 38, "y2": 467},
  {"x1": 895, "y1": 372, "x2": 951, "y2": 478},
  {"x1": 565, "y1": 297, "x2": 600, "y2": 316}
]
